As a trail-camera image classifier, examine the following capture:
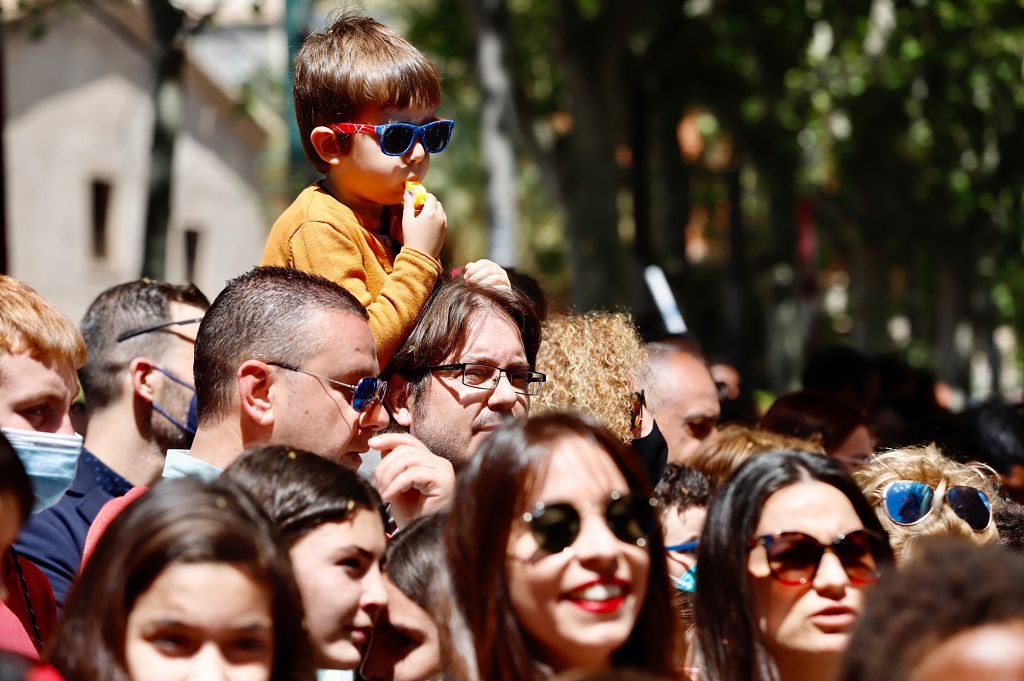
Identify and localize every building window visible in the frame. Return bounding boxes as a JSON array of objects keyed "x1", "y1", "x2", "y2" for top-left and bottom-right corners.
[
  {"x1": 90, "y1": 180, "x2": 112, "y2": 260},
  {"x1": 184, "y1": 228, "x2": 200, "y2": 282}
]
